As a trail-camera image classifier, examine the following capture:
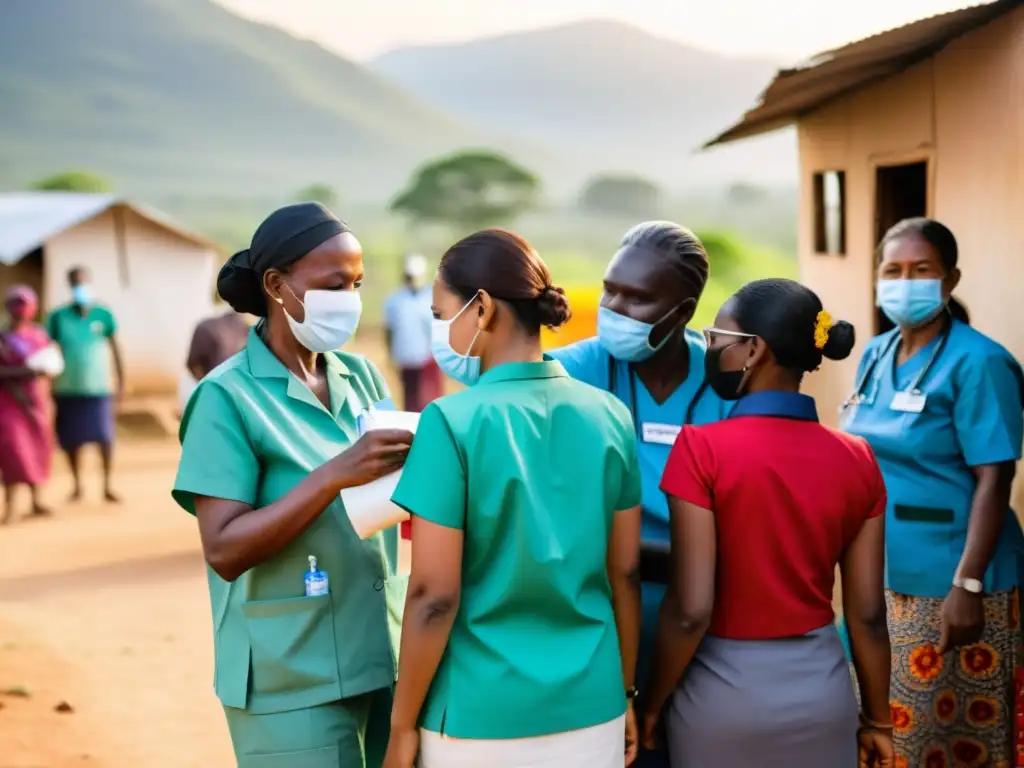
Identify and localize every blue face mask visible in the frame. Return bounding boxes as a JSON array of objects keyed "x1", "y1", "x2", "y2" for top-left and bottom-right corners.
[
  {"x1": 431, "y1": 295, "x2": 482, "y2": 387},
  {"x1": 877, "y1": 278, "x2": 947, "y2": 328},
  {"x1": 71, "y1": 284, "x2": 92, "y2": 306},
  {"x1": 597, "y1": 305, "x2": 675, "y2": 363}
]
